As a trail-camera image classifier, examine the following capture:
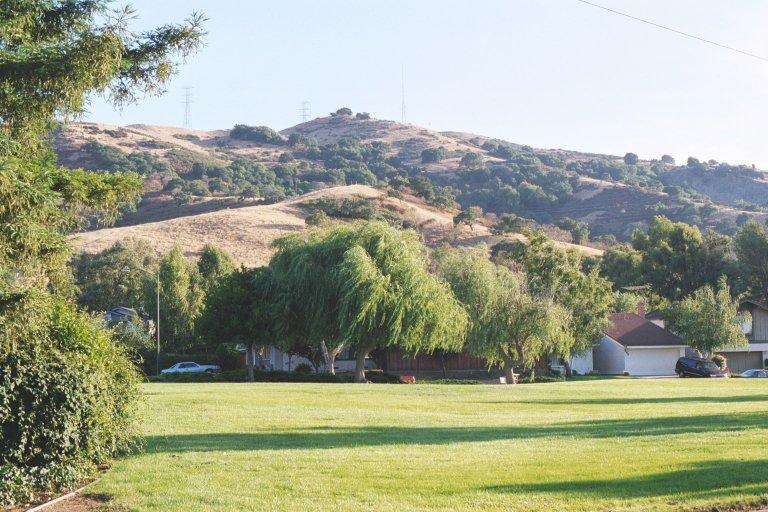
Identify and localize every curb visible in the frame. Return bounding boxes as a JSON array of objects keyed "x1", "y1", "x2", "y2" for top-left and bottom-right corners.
[{"x1": 25, "y1": 481, "x2": 96, "y2": 512}]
